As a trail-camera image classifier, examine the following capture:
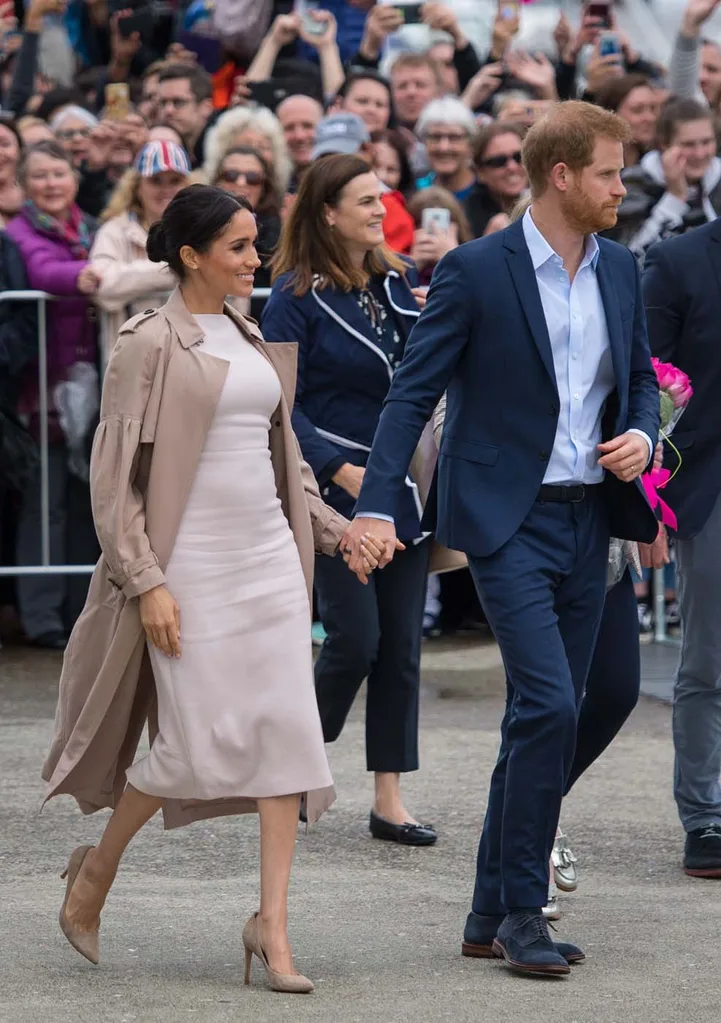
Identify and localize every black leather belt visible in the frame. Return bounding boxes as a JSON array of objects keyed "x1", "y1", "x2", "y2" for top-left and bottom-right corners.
[{"x1": 537, "y1": 484, "x2": 587, "y2": 503}]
